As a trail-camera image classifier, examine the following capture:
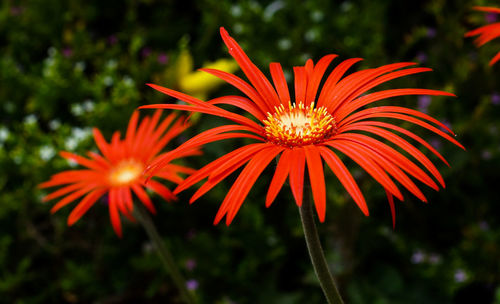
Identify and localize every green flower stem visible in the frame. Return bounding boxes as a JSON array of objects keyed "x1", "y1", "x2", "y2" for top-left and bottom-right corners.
[
  {"x1": 134, "y1": 203, "x2": 196, "y2": 304},
  {"x1": 299, "y1": 193, "x2": 344, "y2": 304}
]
